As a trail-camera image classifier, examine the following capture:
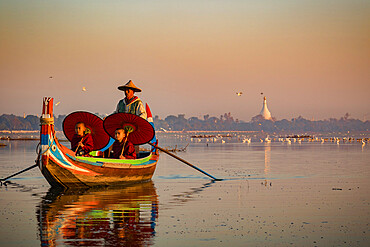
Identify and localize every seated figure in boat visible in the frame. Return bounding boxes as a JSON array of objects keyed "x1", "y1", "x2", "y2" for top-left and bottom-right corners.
[
  {"x1": 71, "y1": 122, "x2": 94, "y2": 156},
  {"x1": 114, "y1": 80, "x2": 147, "y2": 119},
  {"x1": 105, "y1": 128, "x2": 136, "y2": 159}
]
